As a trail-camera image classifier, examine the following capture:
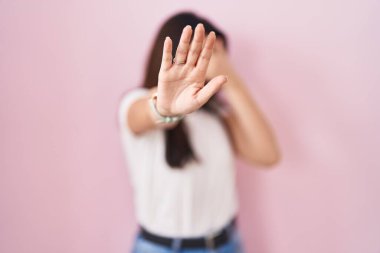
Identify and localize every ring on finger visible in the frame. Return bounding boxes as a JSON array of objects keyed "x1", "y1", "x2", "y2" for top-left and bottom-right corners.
[{"x1": 173, "y1": 57, "x2": 186, "y2": 65}]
